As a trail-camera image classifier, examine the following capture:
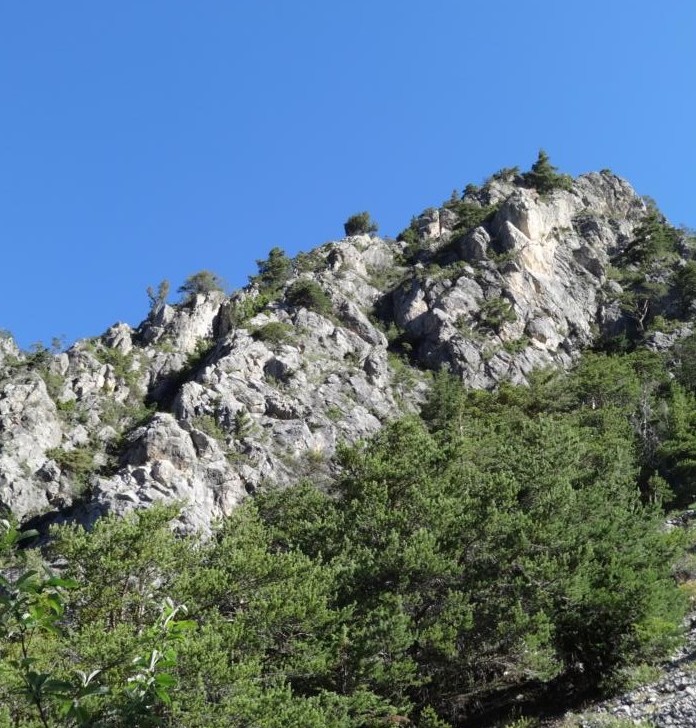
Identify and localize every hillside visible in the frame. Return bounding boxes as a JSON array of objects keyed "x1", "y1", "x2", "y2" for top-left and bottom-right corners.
[
  {"x1": 2, "y1": 158, "x2": 693, "y2": 532},
  {"x1": 2, "y1": 158, "x2": 696, "y2": 726}
]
